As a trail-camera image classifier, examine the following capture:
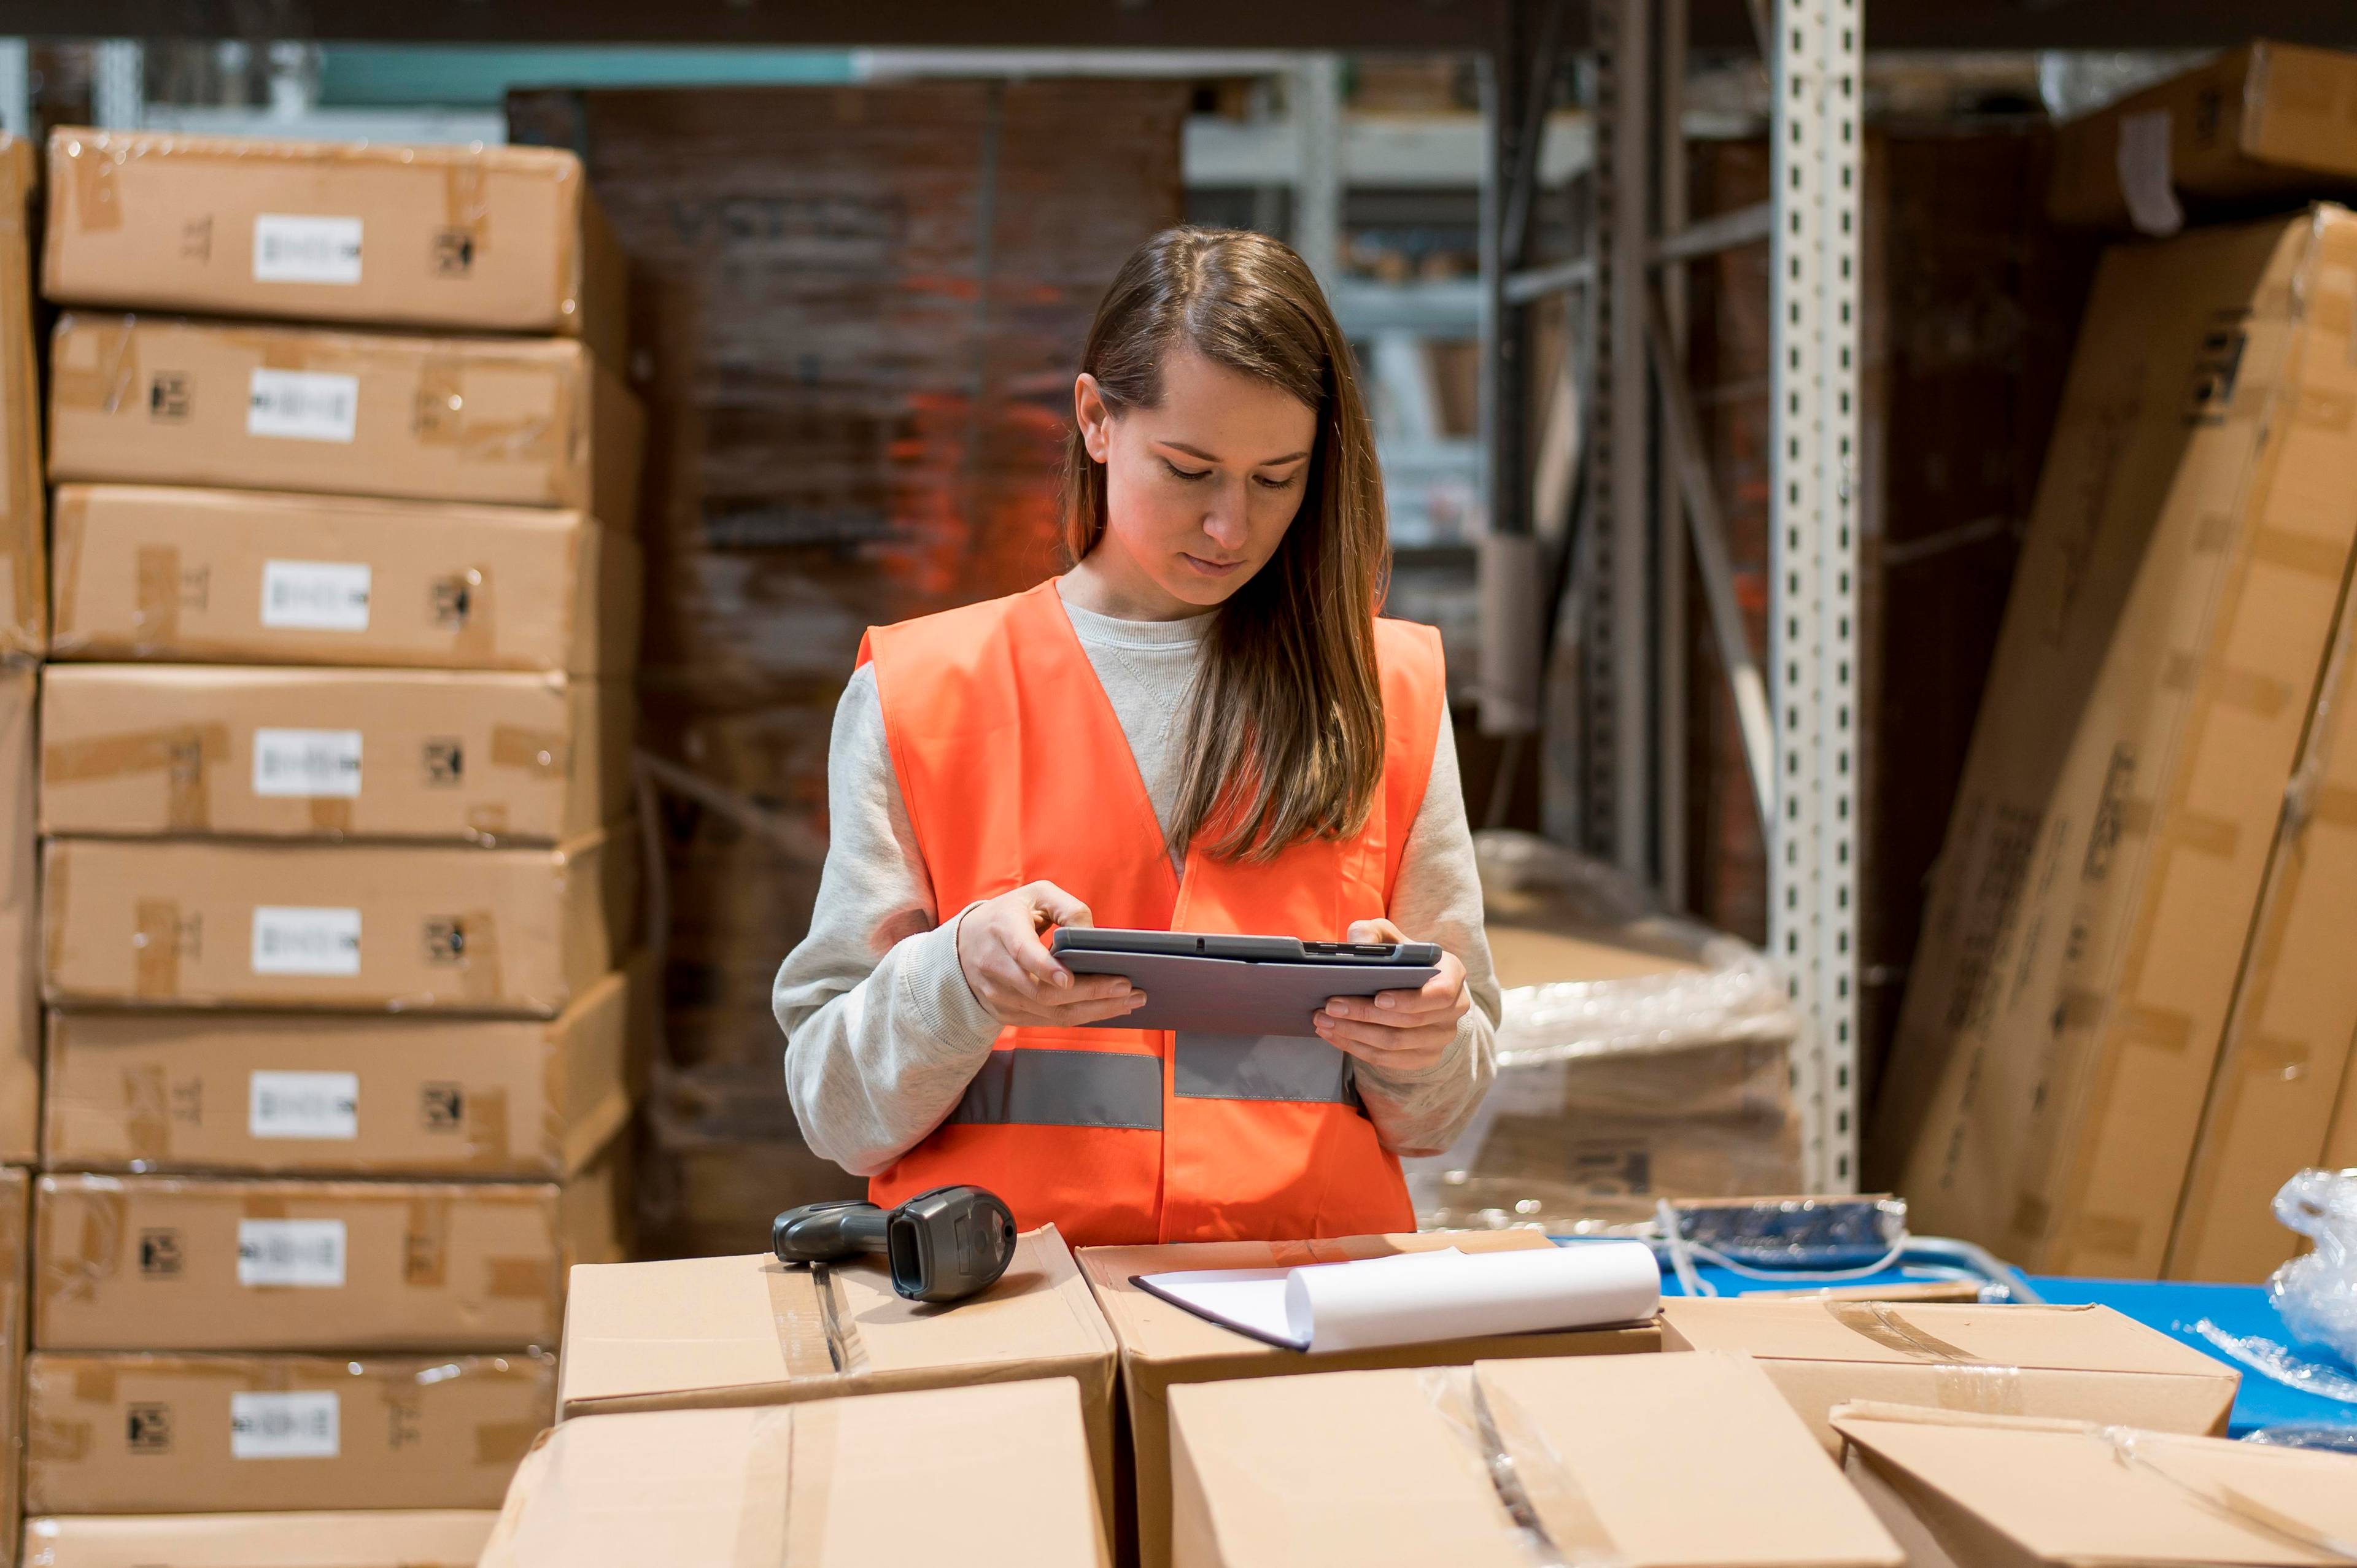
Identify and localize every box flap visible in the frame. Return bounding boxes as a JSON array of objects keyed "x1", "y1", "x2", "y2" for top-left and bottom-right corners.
[
  {"x1": 558, "y1": 1226, "x2": 1110, "y2": 1411},
  {"x1": 482, "y1": 1379, "x2": 1104, "y2": 1568},
  {"x1": 1833, "y1": 1405, "x2": 2357, "y2": 1566},
  {"x1": 1168, "y1": 1353, "x2": 1898, "y2": 1568},
  {"x1": 1080, "y1": 1230, "x2": 1557, "y2": 1365},
  {"x1": 1660, "y1": 1299, "x2": 2232, "y2": 1377},
  {"x1": 21, "y1": 1510, "x2": 498, "y2": 1567}
]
